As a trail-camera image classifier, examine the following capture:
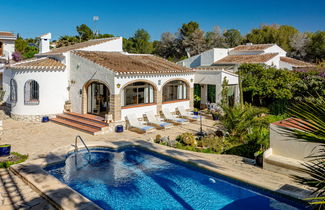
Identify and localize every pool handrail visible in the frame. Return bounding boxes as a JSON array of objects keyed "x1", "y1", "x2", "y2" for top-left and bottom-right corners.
[{"x1": 74, "y1": 135, "x2": 90, "y2": 155}]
